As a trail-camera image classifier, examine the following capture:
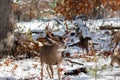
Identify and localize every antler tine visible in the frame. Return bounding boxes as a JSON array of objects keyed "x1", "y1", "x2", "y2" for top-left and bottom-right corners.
[
  {"x1": 45, "y1": 22, "x2": 52, "y2": 37},
  {"x1": 47, "y1": 37, "x2": 58, "y2": 44},
  {"x1": 64, "y1": 22, "x2": 69, "y2": 33},
  {"x1": 45, "y1": 22, "x2": 67, "y2": 44},
  {"x1": 45, "y1": 22, "x2": 49, "y2": 33}
]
